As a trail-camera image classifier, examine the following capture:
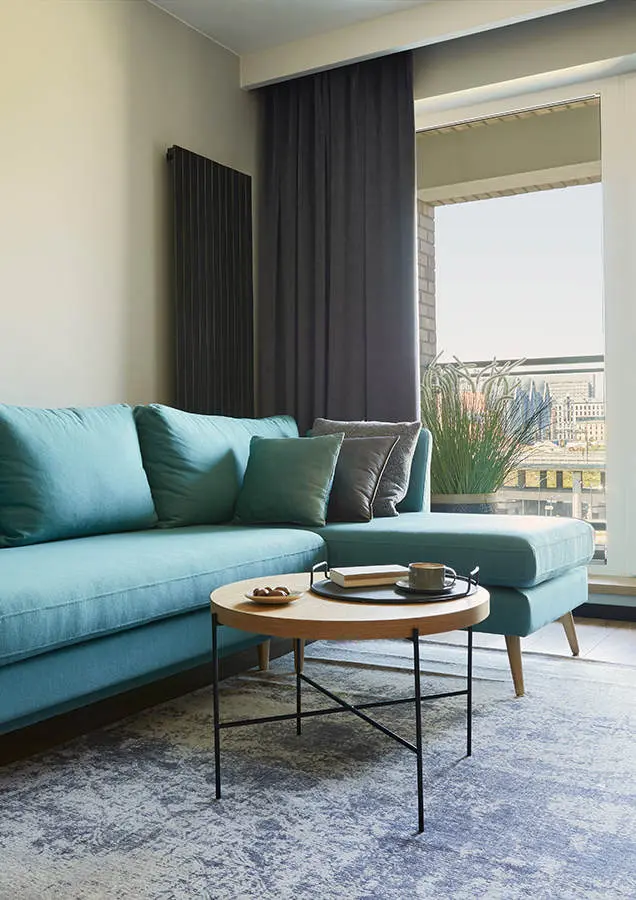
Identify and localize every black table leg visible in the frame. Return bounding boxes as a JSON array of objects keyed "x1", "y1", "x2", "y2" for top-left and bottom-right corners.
[
  {"x1": 210, "y1": 620, "x2": 474, "y2": 829},
  {"x1": 295, "y1": 638, "x2": 302, "y2": 735},
  {"x1": 212, "y1": 612, "x2": 221, "y2": 799},
  {"x1": 467, "y1": 626, "x2": 473, "y2": 758},
  {"x1": 412, "y1": 628, "x2": 424, "y2": 833}
]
